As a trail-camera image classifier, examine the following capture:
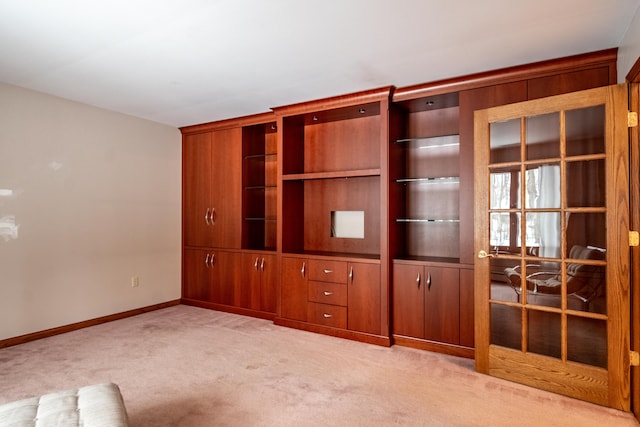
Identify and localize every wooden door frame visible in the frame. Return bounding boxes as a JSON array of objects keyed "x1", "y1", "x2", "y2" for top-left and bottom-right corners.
[{"x1": 627, "y1": 56, "x2": 640, "y2": 423}]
